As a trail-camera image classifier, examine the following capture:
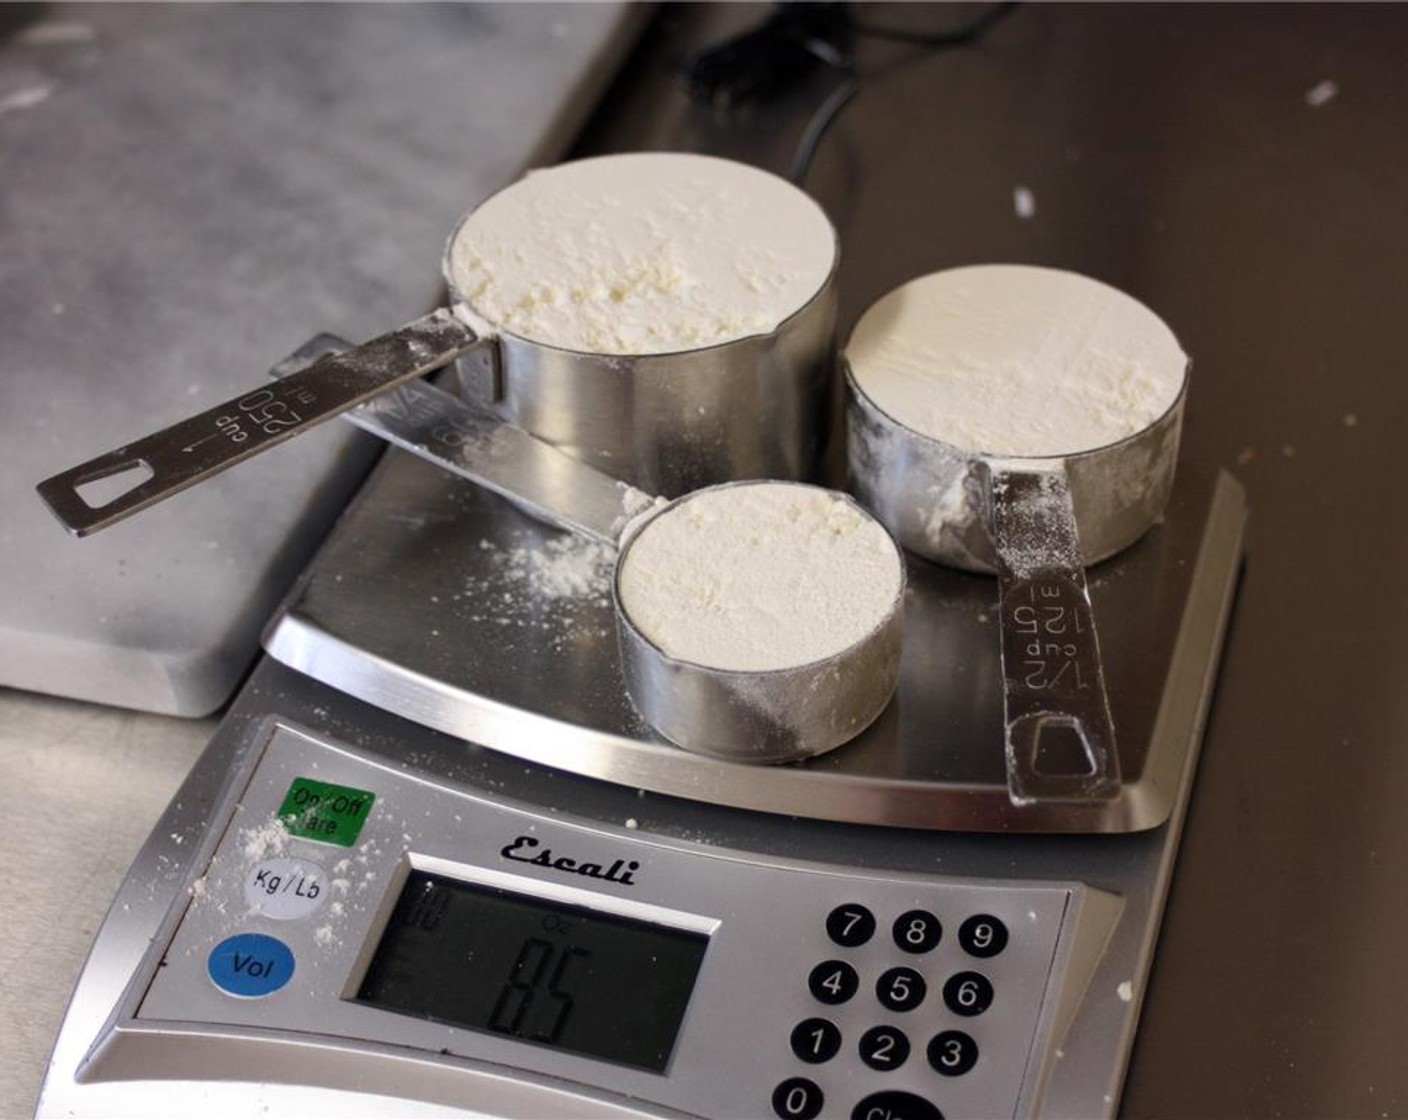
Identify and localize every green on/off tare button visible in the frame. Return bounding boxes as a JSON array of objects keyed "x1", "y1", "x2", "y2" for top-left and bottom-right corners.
[{"x1": 276, "y1": 778, "x2": 375, "y2": 847}]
